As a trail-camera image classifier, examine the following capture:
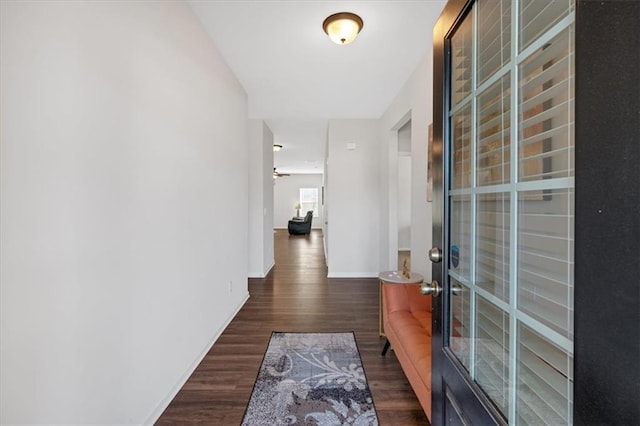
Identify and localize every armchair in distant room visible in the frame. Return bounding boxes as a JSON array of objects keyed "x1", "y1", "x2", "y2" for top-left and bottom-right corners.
[{"x1": 288, "y1": 210, "x2": 313, "y2": 235}]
